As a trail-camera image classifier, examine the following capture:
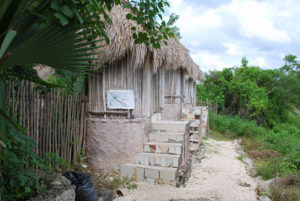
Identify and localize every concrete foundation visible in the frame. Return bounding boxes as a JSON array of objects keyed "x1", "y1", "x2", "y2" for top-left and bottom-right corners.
[
  {"x1": 162, "y1": 103, "x2": 182, "y2": 120},
  {"x1": 87, "y1": 117, "x2": 150, "y2": 170}
]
